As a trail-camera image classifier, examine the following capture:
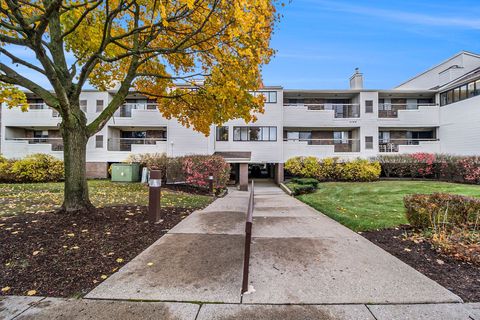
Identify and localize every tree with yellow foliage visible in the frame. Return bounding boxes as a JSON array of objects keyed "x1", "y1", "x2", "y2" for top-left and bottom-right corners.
[{"x1": 0, "y1": 0, "x2": 277, "y2": 213}]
